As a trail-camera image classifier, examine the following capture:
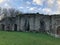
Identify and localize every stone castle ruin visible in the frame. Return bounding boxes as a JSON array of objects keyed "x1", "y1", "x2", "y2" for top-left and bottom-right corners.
[{"x1": 0, "y1": 13, "x2": 60, "y2": 37}]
